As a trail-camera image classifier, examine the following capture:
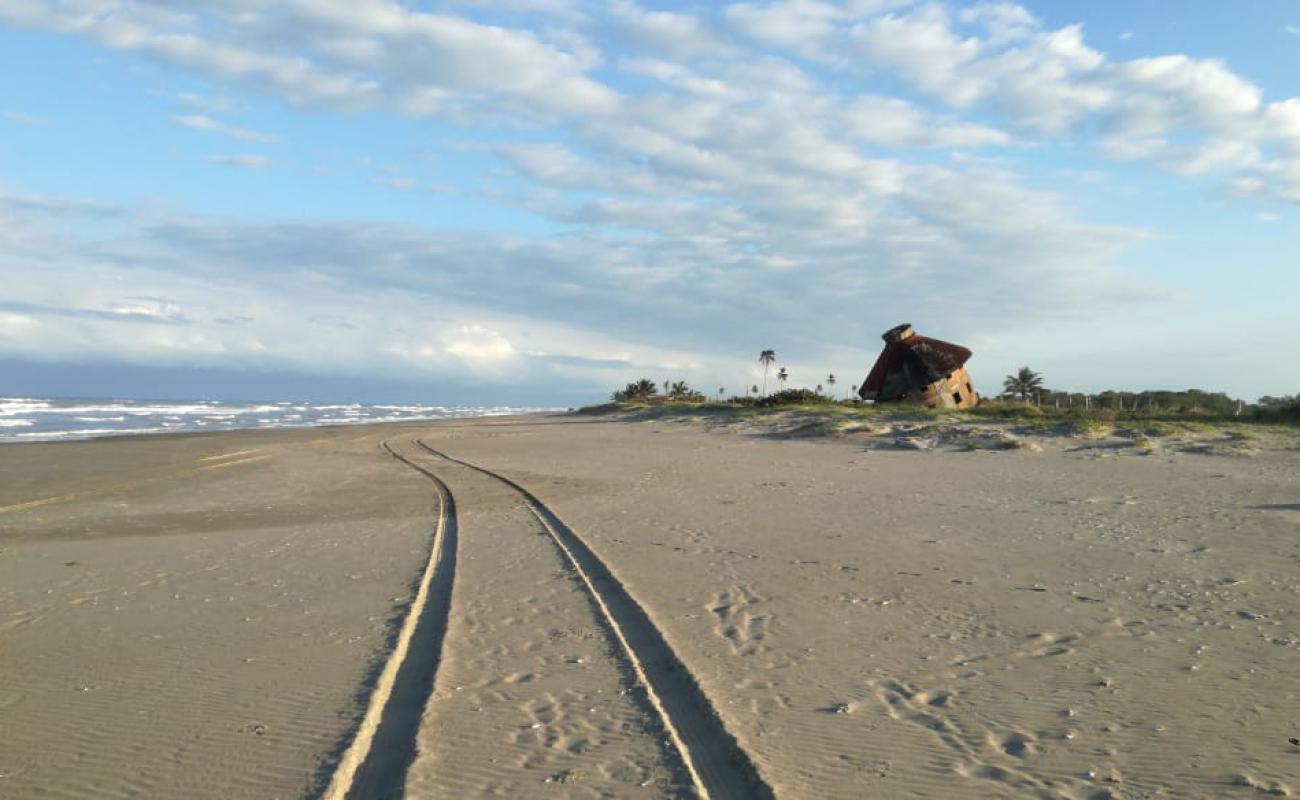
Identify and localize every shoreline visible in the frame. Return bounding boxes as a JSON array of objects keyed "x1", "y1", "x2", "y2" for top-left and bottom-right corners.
[{"x1": 0, "y1": 396, "x2": 562, "y2": 446}]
